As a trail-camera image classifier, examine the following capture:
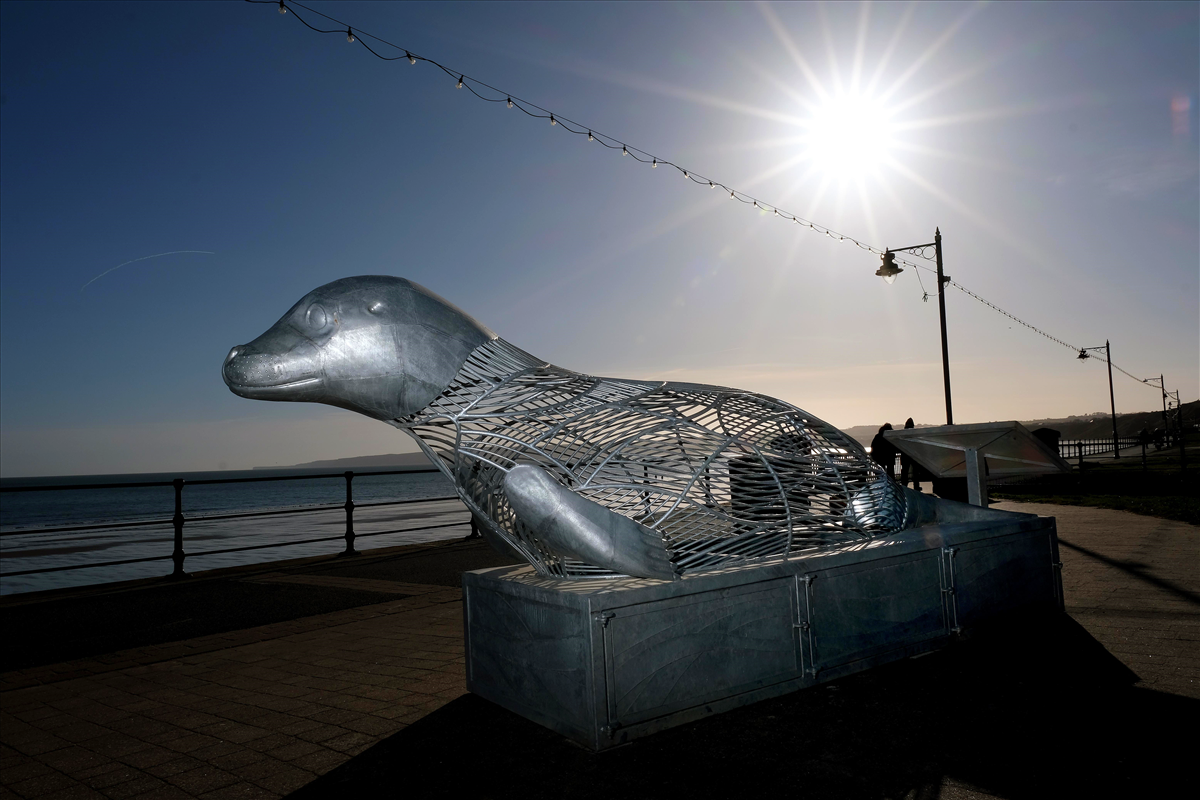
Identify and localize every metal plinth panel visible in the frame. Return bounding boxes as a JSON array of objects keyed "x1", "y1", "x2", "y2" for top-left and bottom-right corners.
[
  {"x1": 803, "y1": 552, "x2": 950, "y2": 681},
  {"x1": 600, "y1": 579, "x2": 800, "y2": 731},
  {"x1": 463, "y1": 584, "x2": 598, "y2": 743},
  {"x1": 464, "y1": 515, "x2": 1060, "y2": 751},
  {"x1": 943, "y1": 528, "x2": 1062, "y2": 633}
]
